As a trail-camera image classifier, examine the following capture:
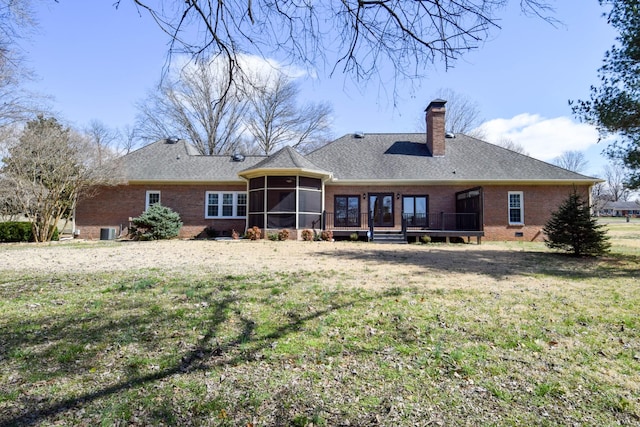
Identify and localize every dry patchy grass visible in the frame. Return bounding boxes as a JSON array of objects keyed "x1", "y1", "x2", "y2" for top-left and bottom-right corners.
[{"x1": 0, "y1": 225, "x2": 639, "y2": 426}]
